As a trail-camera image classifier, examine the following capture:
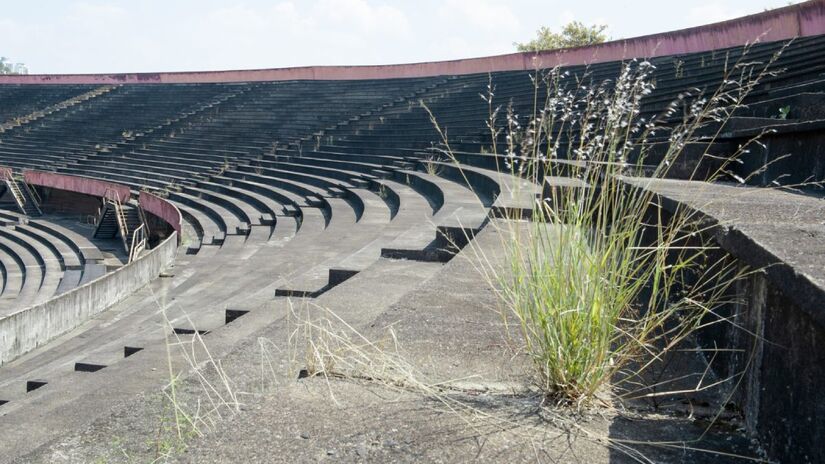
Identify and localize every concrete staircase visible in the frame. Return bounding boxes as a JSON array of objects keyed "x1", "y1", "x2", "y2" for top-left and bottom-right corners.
[
  {"x1": 1, "y1": 172, "x2": 41, "y2": 217},
  {"x1": 94, "y1": 198, "x2": 144, "y2": 255}
]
